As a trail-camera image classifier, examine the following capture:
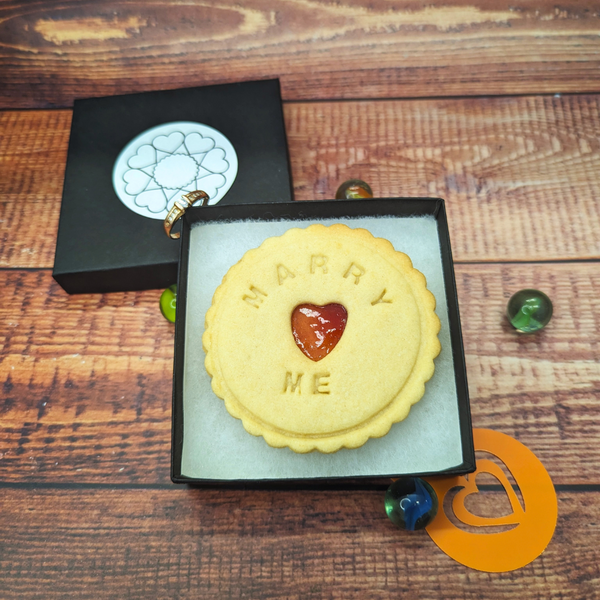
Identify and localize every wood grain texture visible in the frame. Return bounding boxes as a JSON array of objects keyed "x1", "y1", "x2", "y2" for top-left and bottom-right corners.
[
  {"x1": 1, "y1": 0, "x2": 600, "y2": 108},
  {"x1": 1, "y1": 264, "x2": 598, "y2": 485},
  {"x1": 287, "y1": 95, "x2": 600, "y2": 262},
  {"x1": 0, "y1": 272, "x2": 174, "y2": 483},
  {"x1": 2, "y1": 94, "x2": 600, "y2": 268},
  {"x1": 0, "y1": 487, "x2": 598, "y2": 599},
  {"x1": 0, "y1": 110, "x2": 70, "y2": 268}
]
